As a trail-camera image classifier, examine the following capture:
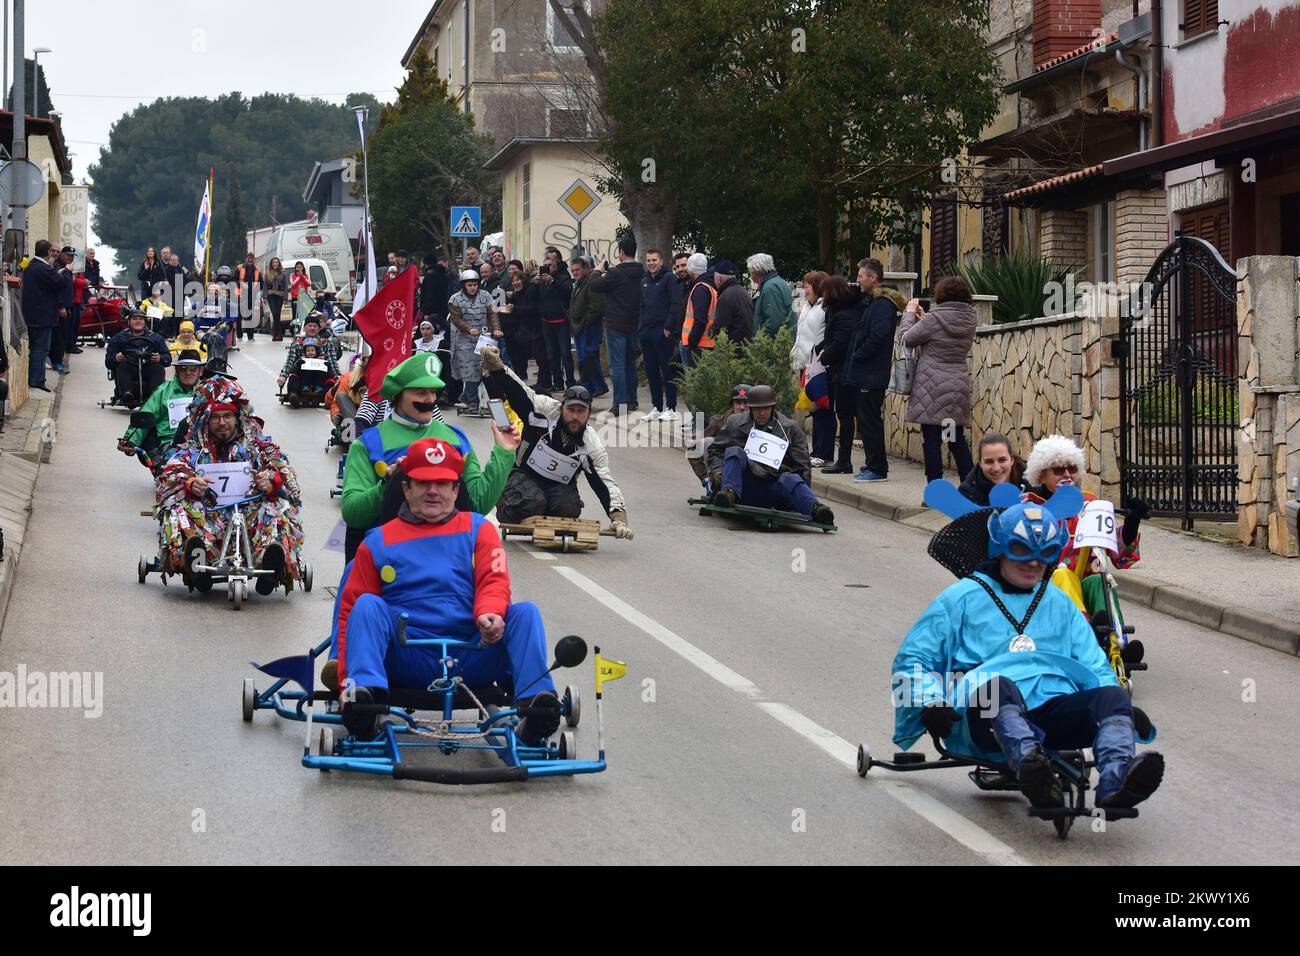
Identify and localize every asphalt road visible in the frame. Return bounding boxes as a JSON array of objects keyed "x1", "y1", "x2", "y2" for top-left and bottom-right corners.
[{"x1": 1, "y1": 337, "x2": 1297, "y2": 865}]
